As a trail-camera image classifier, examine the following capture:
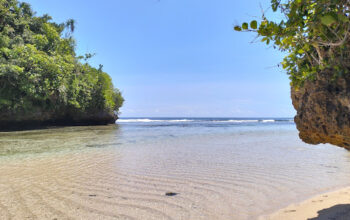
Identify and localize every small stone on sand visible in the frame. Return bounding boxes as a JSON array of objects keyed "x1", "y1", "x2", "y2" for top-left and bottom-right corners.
[{"x1": 165, "y1": 192, "x2": 178, "y2": 196}]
